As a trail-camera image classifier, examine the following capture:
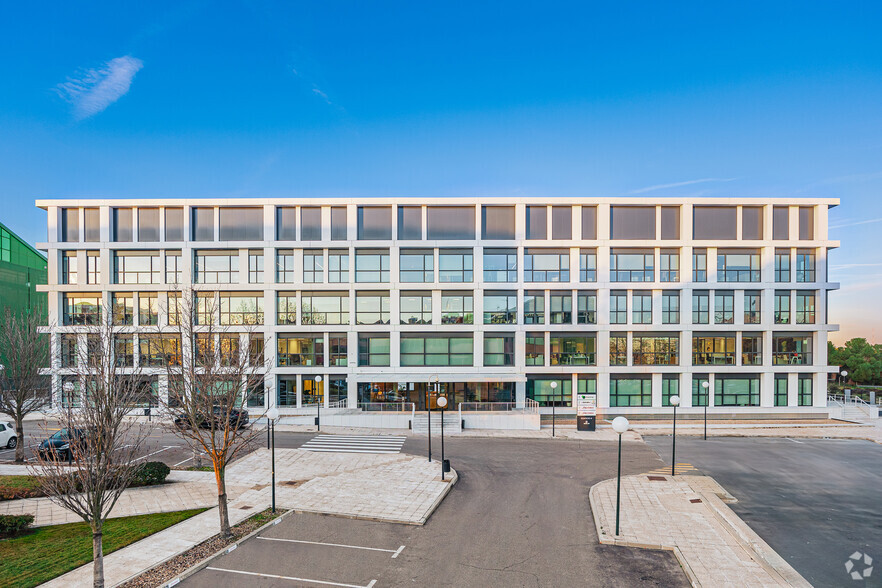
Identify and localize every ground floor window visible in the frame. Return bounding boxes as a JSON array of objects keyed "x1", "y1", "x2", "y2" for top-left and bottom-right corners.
[
  {"x1": 714, "y1": 375, "x2": 759, "y2": 407},
  {"x1": 247, "y1": 382, "x2": 265, "y2": 407},
  {"x1": 278, "y1": 378, "x2": 297, "y2": 406},
  {"x1": 577, "y1": 375, "x2": 596, "y2": 395},
  {"x1": 328, "y1": 377, "x2": 347, "y2": 404},
  {"x1": 609, "y1": 376, "x2": 651, "y2": 407},
  {"x1": 774, "y1": 375, "x2": 788, "y2": 407},
  {"x1": 302, "y1": 375, "x2": 323, "y2": 405},
  {"x1": 526, "y1": 376, "x2": 572, "y2": 407},
  {"x1": 798, "y1": 375, "x2": 813, "y2": 406},
  {"x1": 692, "y1": 375, "x2": 709, "y2": 407},
  {"x1": 661, "y1": 375, "x2": 679, "y2": 407}
]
